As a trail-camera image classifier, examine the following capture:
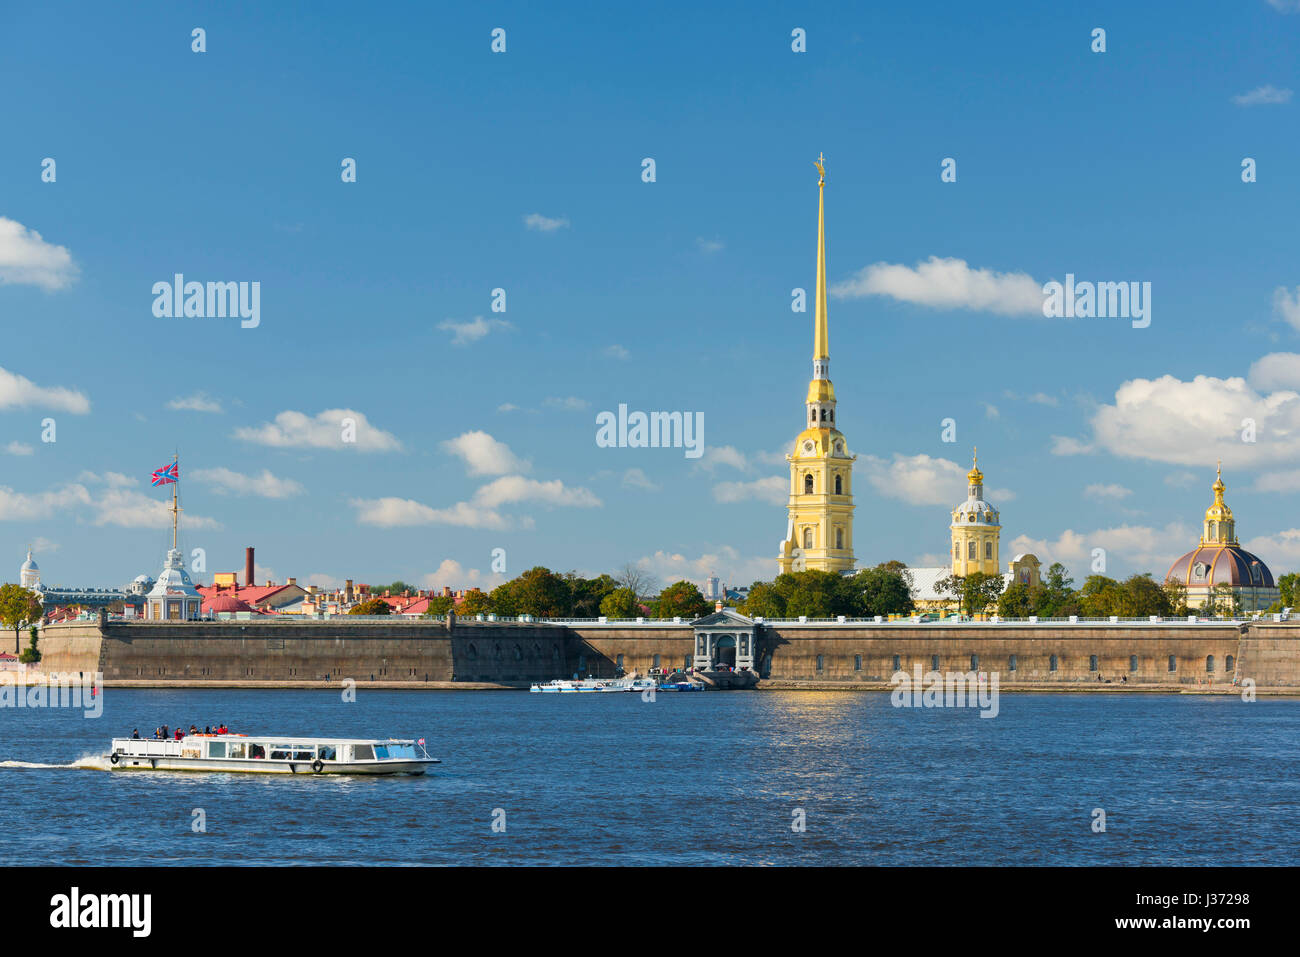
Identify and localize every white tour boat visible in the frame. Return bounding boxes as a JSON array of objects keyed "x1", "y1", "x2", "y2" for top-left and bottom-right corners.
[
  {"x1": 530, "y1": 676, "x2": 651, "y2": 693},
  {"x1": 106, "y1": 735, "x2": 438, "y2": 775}
]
